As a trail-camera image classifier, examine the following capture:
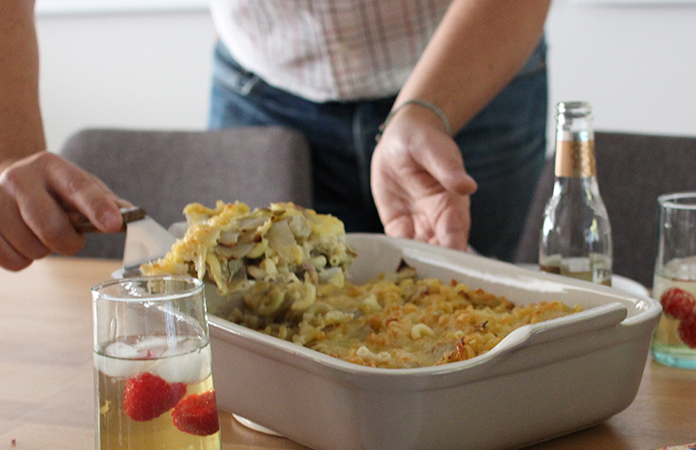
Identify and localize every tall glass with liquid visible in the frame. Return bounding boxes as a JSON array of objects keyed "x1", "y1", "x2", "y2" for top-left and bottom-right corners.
[
  {"x1": 652, "y1": 192, "x2": 696, "y2": 369},
  {"x1": 93, "y1": 275, "x2": 221, "y2": 449}
]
